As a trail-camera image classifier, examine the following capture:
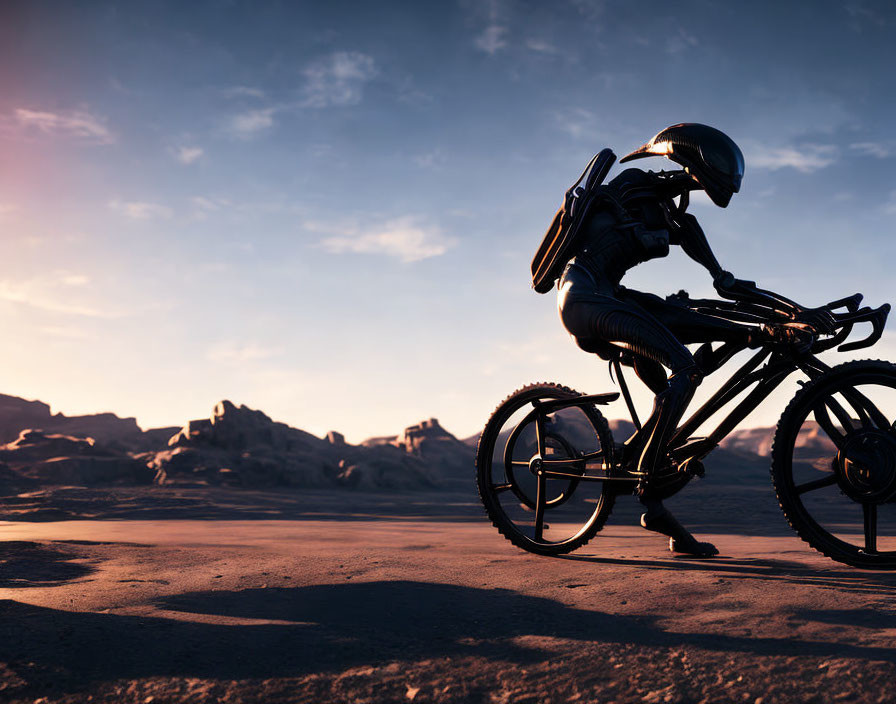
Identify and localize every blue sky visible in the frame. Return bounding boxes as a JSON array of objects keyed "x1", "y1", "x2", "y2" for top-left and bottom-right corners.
[{"x1": 0, "y1": 0, "x2": 894, "y2": 441}]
